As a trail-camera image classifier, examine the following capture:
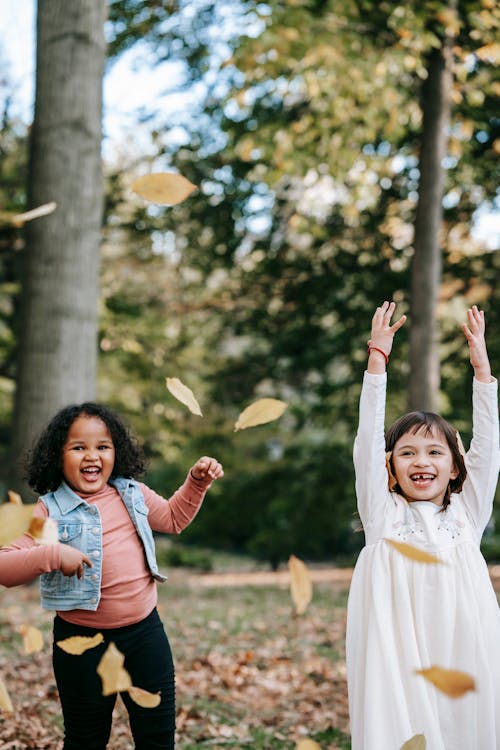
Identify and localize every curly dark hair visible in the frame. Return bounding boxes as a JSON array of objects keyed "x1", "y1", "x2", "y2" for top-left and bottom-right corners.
[
  {"x1": 25, "y1": 402, "x2": 147, "y2": 494},
  {"x1": 385, "y1": 411, "x2": 467, "y2": 511}
]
